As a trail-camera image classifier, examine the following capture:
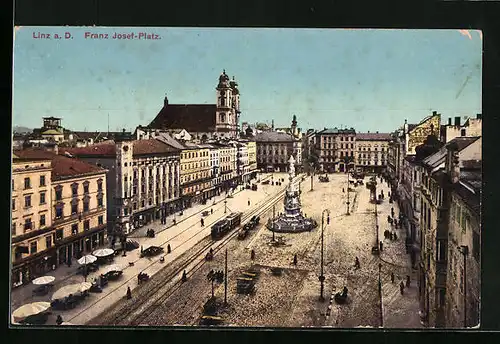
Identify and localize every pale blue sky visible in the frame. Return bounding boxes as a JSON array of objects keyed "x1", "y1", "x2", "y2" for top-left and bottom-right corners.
[{"x1": 12, "y1": 27, "x2": 482, "y2": 133}]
